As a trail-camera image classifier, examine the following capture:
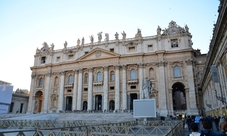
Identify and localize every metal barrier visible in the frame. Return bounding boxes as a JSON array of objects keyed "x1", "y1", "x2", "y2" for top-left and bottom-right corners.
[{"x1": 0, "y1": 120, "x2": 183, "y2": 136}]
